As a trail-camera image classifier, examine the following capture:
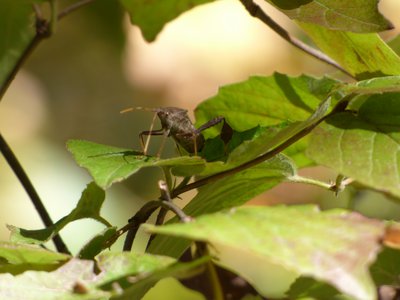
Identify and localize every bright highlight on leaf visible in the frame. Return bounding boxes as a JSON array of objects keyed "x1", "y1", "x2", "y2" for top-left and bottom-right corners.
[
  {"x1": 299, "y1": 23, "x2": 400, "y2": 79},
  {"x1": 267, "y1": 0, "x2": 392, "y2": 33},
  {"x1": 146, "y1": 205, "x2": 386, "y2": 300}
]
